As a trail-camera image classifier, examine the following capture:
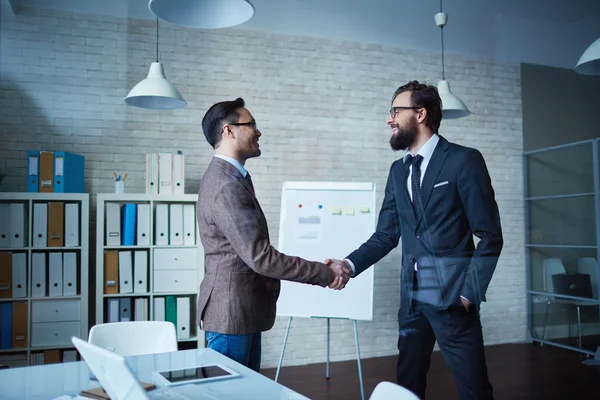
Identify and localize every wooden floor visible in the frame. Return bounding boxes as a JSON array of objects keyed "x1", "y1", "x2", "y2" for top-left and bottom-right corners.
[{"x1": 261, "y1": 343, "x2": 600, "y2": 399}]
